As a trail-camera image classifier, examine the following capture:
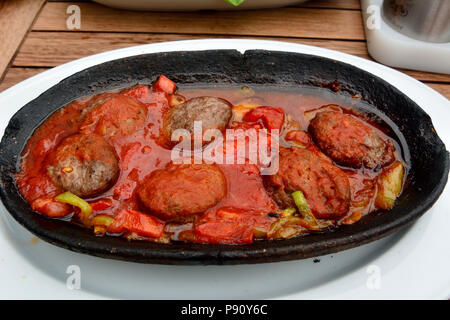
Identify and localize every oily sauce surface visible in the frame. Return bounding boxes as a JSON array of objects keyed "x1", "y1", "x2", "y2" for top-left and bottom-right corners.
[{"x1": 16, "y1": 83, "x2": 406, "y2": 244}]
